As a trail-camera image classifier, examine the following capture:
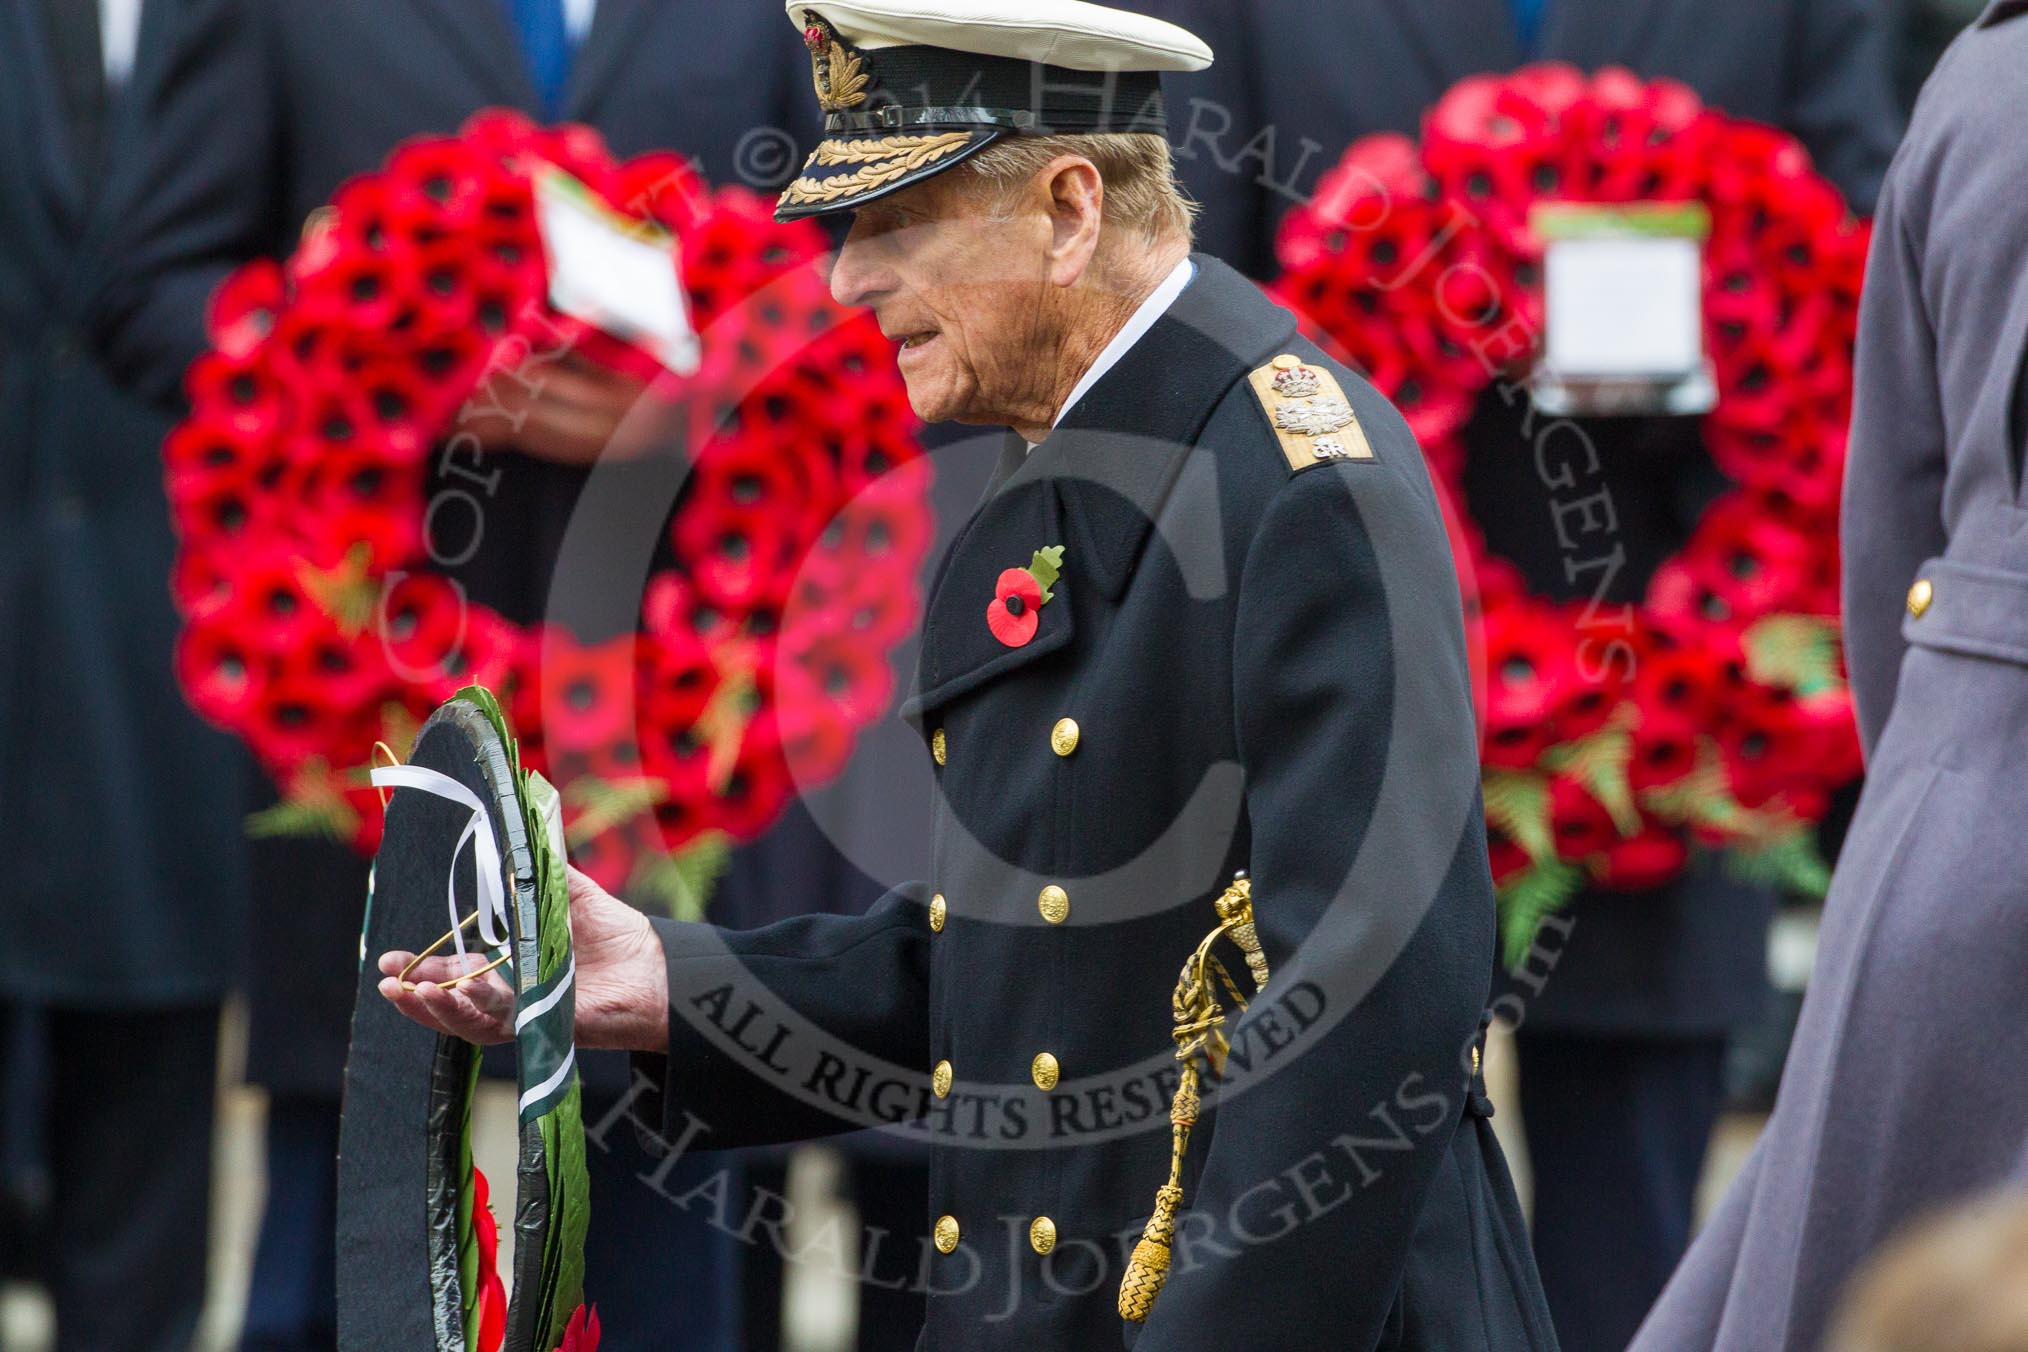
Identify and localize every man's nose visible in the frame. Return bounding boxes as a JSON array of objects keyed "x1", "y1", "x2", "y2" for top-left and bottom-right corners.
[{"x1": 829, "y1": 229, "x2": 893, "y2": 309}]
